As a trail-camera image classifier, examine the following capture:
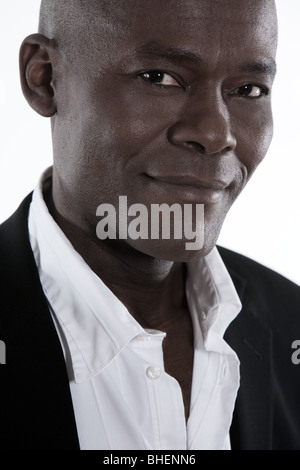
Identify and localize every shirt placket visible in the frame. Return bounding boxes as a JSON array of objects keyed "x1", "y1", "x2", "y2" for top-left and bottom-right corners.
[{"x1": 132, "y1": 331, "x2": 187, "y2": 450}]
